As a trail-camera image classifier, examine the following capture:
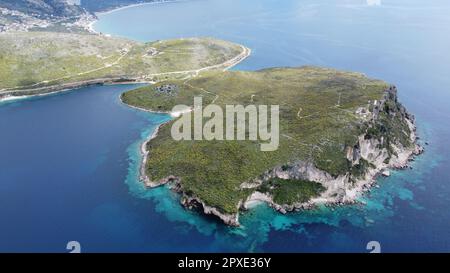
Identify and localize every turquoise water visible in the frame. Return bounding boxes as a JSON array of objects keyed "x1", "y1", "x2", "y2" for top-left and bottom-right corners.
[
  {"x1": 95, "y1": 0, "x2": 450, "y2": 252},
  {"x1": 0, "y1": 0, "x2": 449, "y2": 252}
]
